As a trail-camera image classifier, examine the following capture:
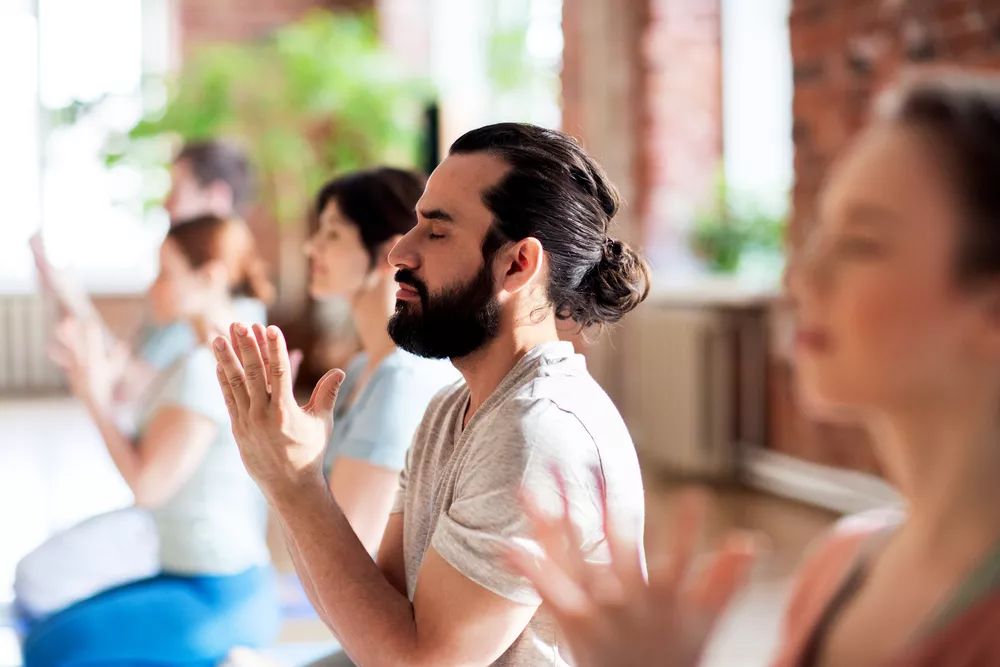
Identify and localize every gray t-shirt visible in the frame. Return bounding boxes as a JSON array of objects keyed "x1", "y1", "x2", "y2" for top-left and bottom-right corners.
[{"x1": 391, "y1": 341, "x2": 645, "y2": 666}]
